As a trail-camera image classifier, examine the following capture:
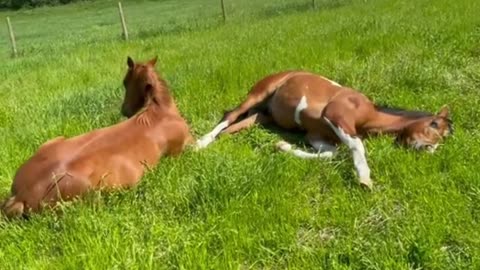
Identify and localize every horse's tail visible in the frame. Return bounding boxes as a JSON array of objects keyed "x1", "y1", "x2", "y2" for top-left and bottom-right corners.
[{"x1": 2, "y1": 196, "x2": 25, "y2": 219}]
